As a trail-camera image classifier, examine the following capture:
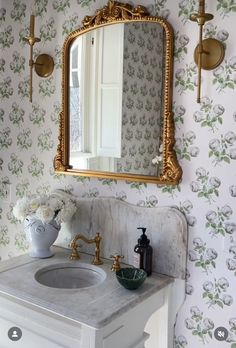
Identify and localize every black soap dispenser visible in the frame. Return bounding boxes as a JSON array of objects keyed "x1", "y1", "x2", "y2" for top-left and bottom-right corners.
[{"x1": 134, "y1": 227, "x2": 153, "y2": 276}]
